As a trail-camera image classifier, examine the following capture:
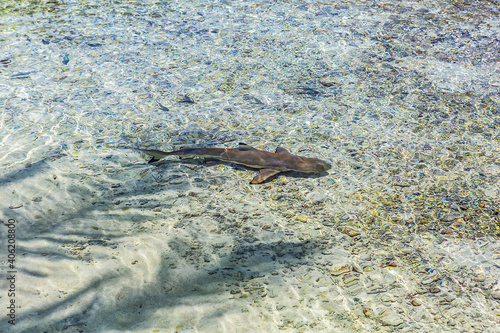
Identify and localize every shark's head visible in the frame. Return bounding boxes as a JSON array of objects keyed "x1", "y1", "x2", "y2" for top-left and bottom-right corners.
[
  {"x1": 296, "y1": 157, "x2": 331, "y2": 173},
  {"x1": 311, "y1": 158, "x2": 332, "y2": 173}
]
